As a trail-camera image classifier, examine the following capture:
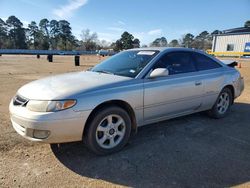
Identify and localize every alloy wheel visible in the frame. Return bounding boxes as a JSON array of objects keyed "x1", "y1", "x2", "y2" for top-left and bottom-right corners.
[
  {"x1": 95, "y1": 114, "x2": 126, "y2": 149},
  {"x1": 217, "y1": 92, "x2": 230, "y2": 114}
]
